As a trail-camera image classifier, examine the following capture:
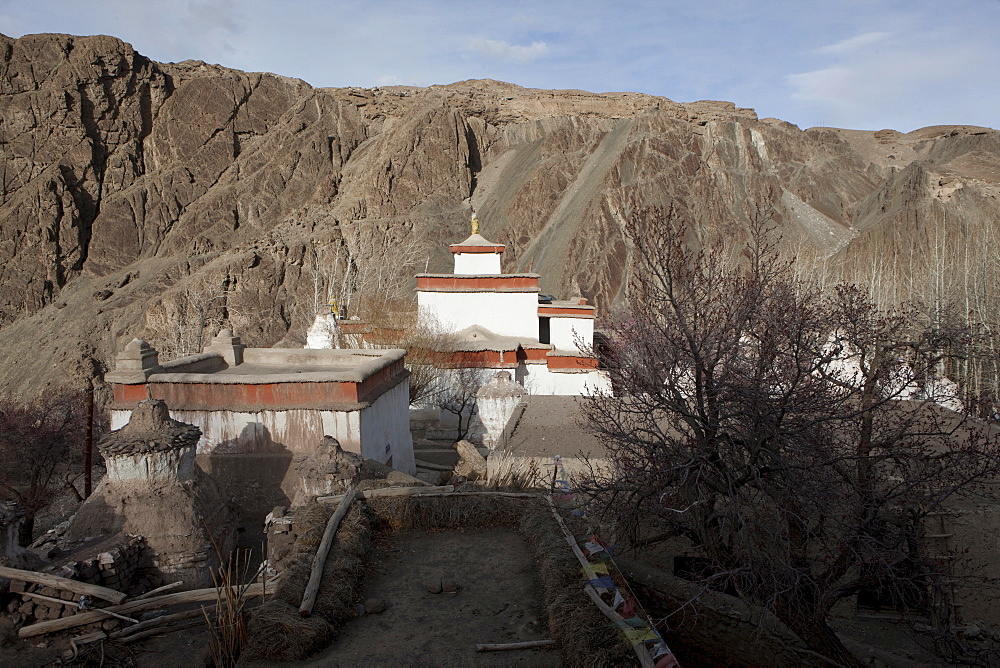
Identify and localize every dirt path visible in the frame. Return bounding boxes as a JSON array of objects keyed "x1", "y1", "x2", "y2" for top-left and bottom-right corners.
[{"x1": 302, "y1": 527, "x2": 560, "y2": 667}]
